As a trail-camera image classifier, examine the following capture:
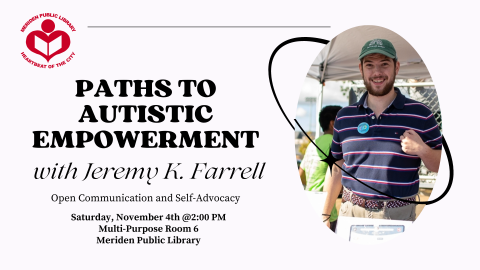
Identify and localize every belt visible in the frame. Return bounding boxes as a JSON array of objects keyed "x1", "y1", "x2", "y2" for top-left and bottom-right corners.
[{"x1": 342, "y1": 188, "x2": 416, "y2": 210}]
